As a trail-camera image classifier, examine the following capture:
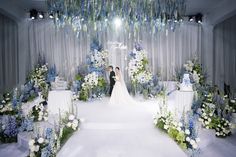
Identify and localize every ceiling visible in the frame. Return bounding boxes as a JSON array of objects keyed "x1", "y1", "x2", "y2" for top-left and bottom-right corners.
[
  {"x1": 0, "y1": 0, "x2": 236, "y2": 25},
  {"x1": 186, "y1": 0, "x2": 230, "y2": 15}
]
